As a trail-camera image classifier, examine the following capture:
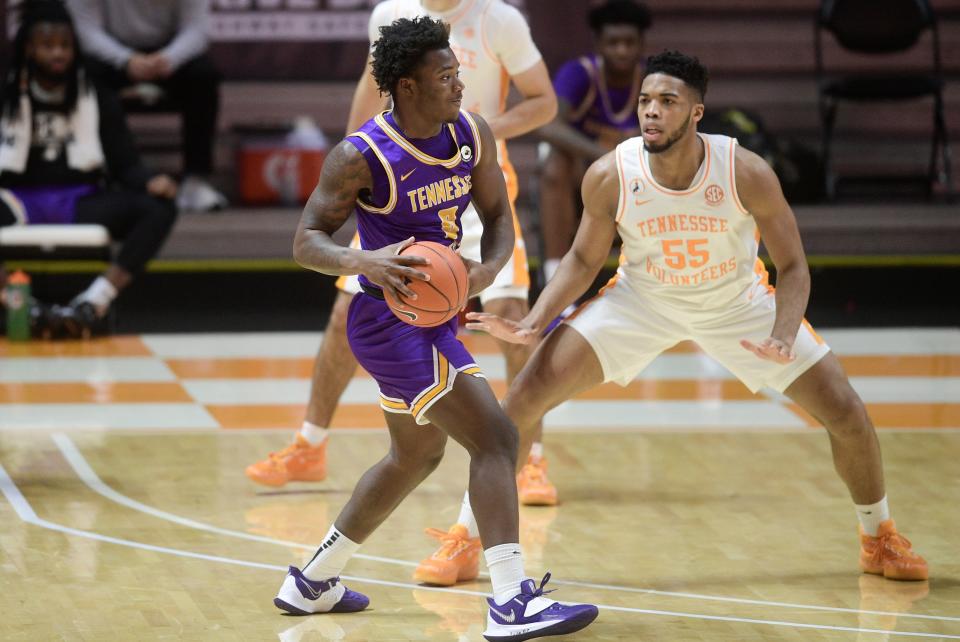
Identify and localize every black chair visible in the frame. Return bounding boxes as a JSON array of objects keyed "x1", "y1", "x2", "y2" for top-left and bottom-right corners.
[{"x1": 814, "y1": 0, "x2": 953, "y2": 200}]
